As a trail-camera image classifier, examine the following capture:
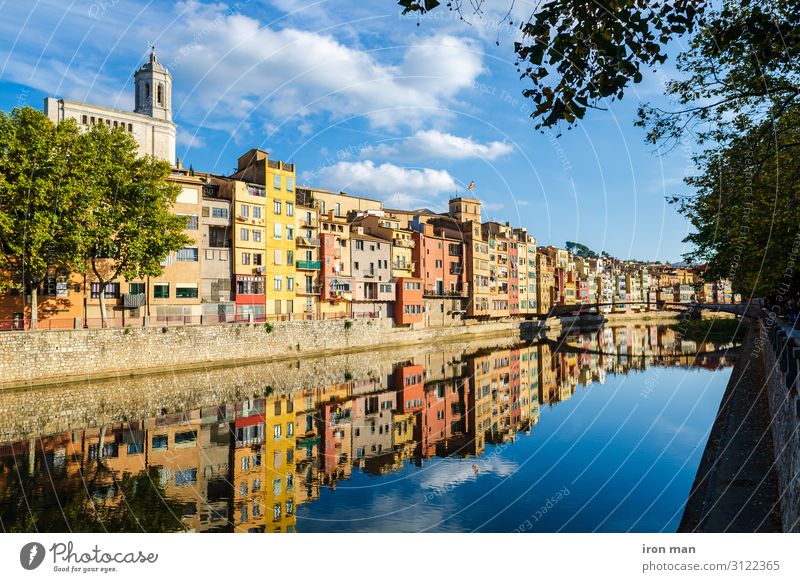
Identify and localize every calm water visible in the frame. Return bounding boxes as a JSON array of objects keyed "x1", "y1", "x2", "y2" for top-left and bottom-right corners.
[{"x1": 0, "y1": 323, "x2": 736, "y2": 533}]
